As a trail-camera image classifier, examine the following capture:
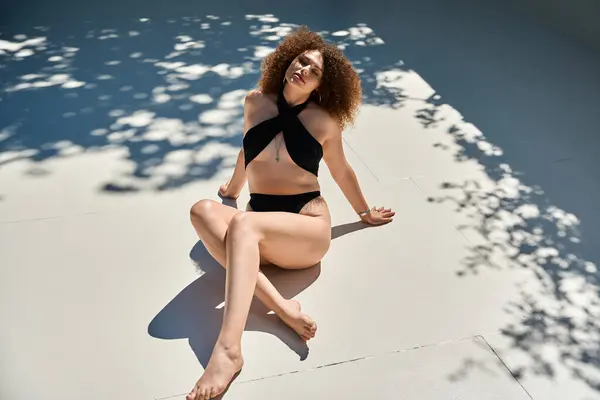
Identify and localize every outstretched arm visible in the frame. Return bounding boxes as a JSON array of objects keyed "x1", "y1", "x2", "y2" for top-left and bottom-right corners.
[{"x1": 322, "y1": 124, "x2": 395, "y2": 225}]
